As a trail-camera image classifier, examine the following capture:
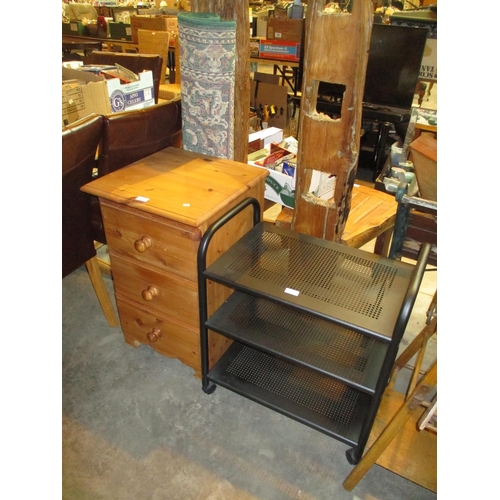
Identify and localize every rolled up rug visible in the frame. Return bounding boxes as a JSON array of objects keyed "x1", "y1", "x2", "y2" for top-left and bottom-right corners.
[{"x1": 178, "y1": 12, "x2": 237, "y2": 159}]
